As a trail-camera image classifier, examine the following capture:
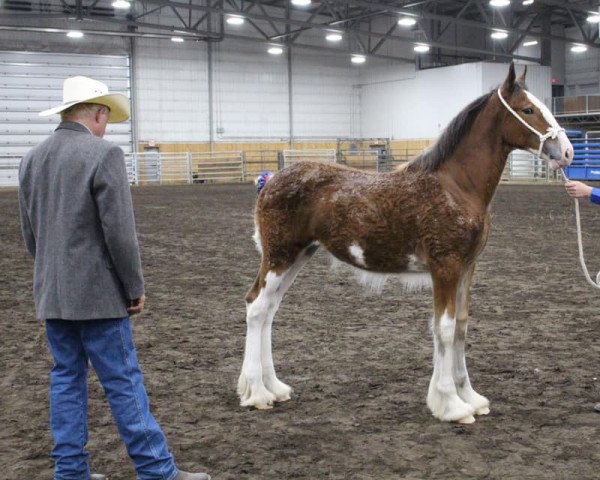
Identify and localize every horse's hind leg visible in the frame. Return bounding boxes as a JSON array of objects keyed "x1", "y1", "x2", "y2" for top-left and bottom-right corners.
[
  {"x1": 454, "y1": 265, "x2": 490, "y2": 416},
  {"x1": 238, "y1": 243, "x2": 318, "y2": 409},
  {"x1": 261, "y1": 243, "x2": 319, "y2": 402}
]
